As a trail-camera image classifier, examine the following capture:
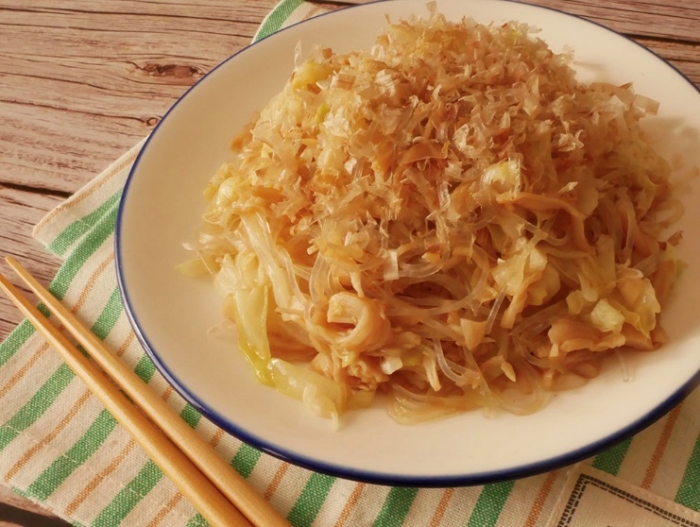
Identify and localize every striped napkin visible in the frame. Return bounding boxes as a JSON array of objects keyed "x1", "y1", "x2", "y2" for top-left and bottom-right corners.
[{"x1": 2, "y1": 2, "x2": 700, "y2": 526}]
